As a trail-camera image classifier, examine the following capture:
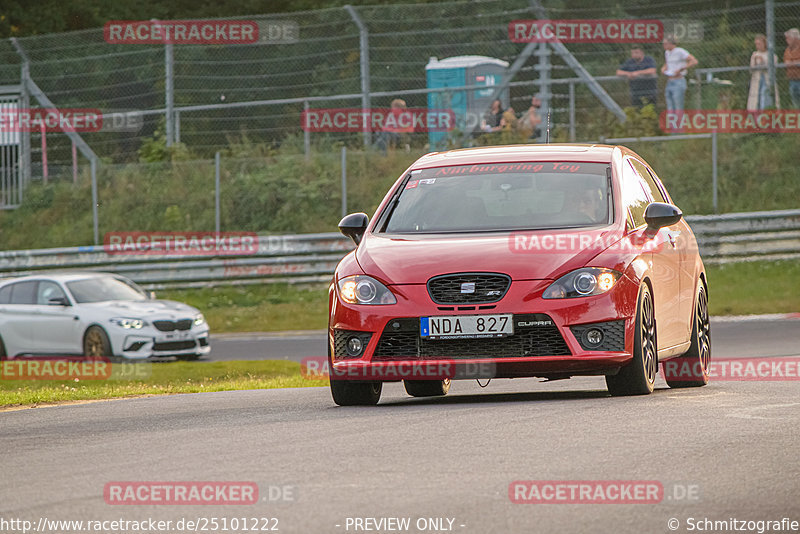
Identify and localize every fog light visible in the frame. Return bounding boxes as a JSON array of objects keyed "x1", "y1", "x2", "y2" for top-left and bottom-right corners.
[
  {"x1": 346, "y1": 336, "x2": 364, "y2": 356},
  {"x1": 584, "y1": 328, "x2": 604, "y2": 348}
]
